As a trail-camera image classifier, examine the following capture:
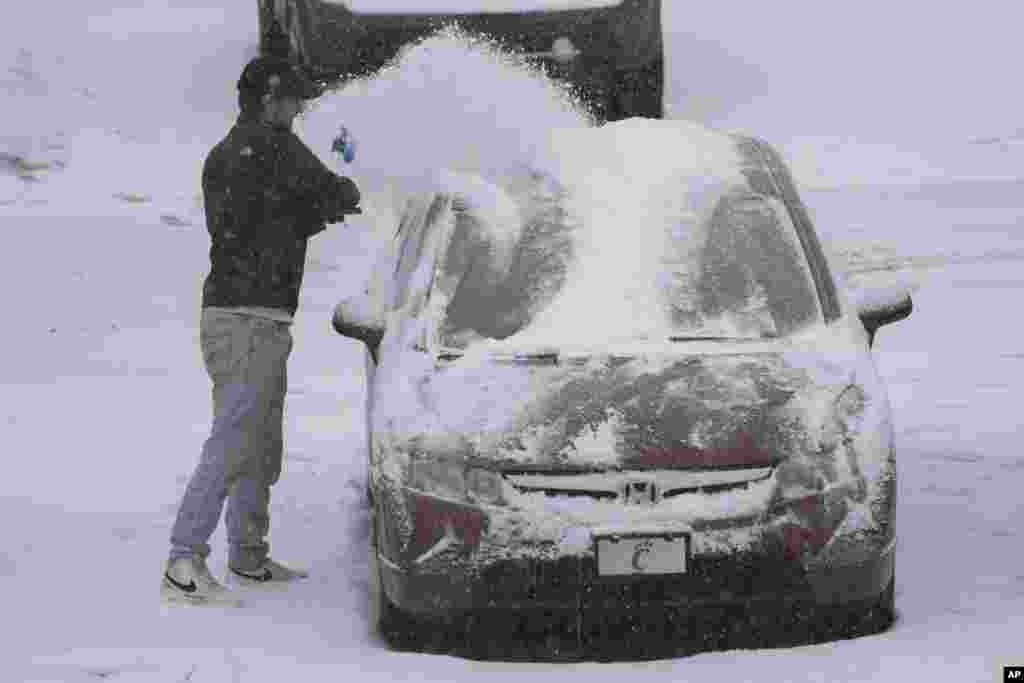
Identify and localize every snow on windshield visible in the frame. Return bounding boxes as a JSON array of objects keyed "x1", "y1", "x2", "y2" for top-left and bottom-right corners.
[{"x1": 435, "y1": 119, "x2": 824, "y2": 350}]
